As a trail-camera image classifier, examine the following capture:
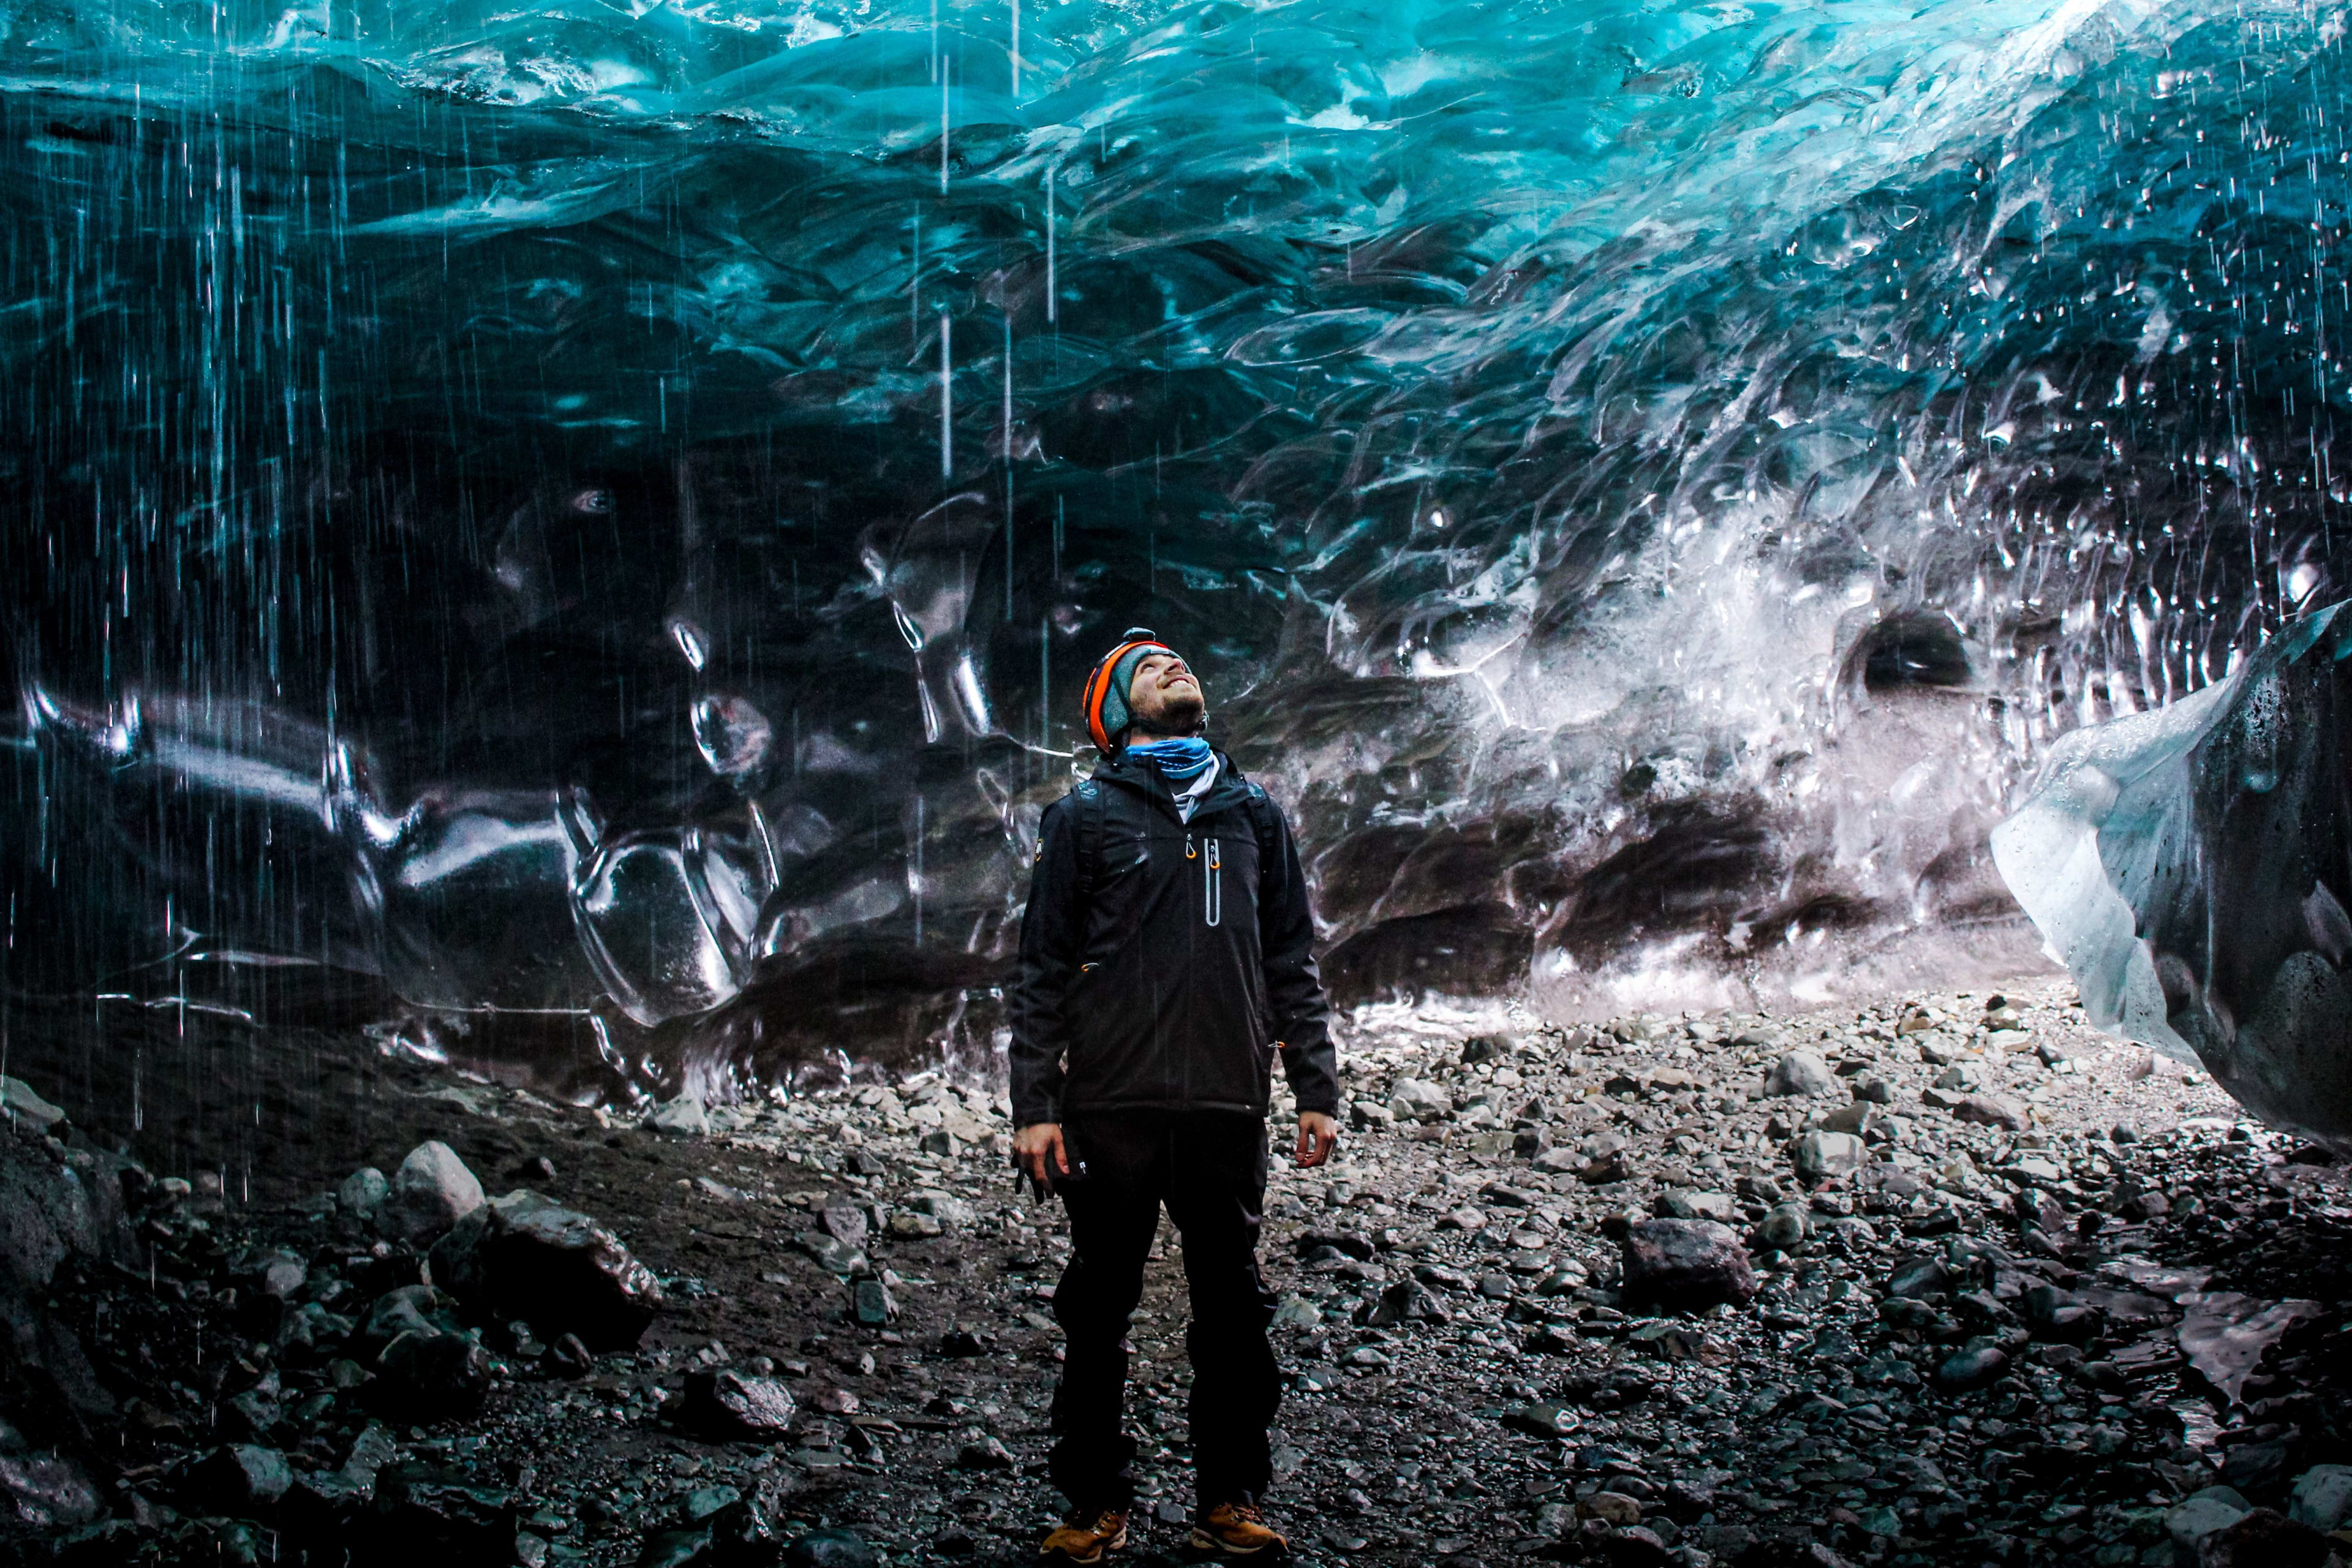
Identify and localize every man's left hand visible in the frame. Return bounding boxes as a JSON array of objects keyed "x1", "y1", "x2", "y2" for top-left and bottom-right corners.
[{"x1": 1294, "y1": 1111, "x2": 1339, "y2": 1168}]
